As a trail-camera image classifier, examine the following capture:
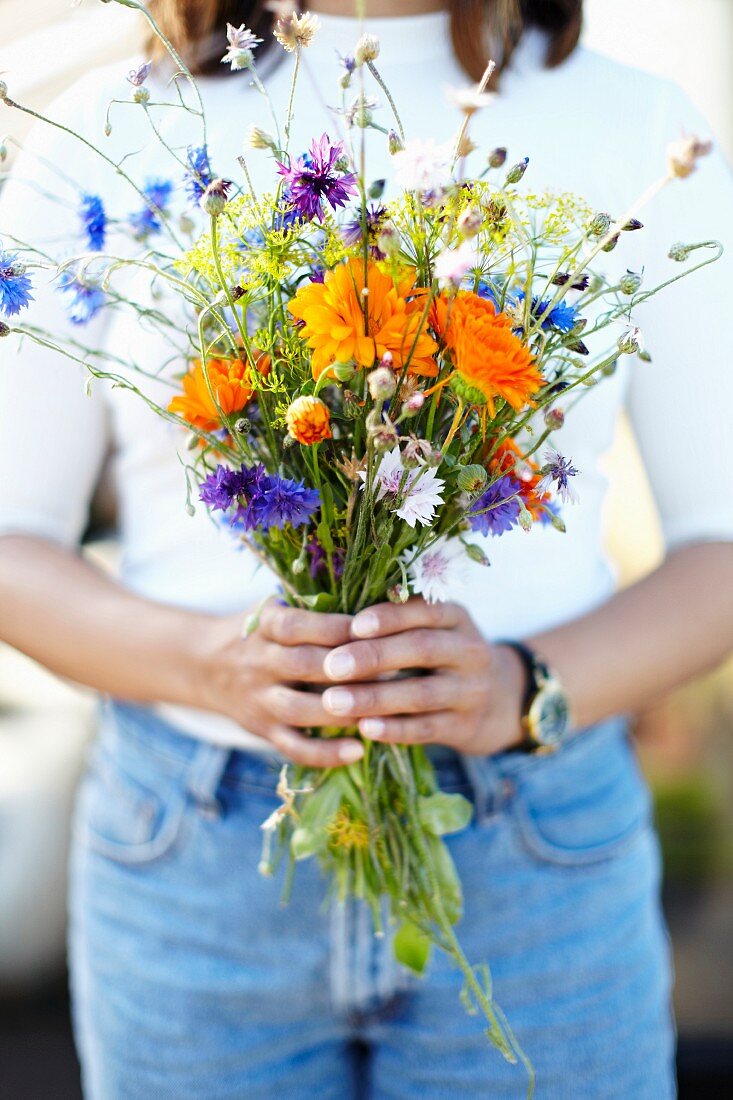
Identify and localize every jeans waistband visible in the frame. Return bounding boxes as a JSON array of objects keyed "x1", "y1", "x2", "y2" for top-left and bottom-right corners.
[{"x1": 102, "y1": 699, "x2": 629, "y2": 825}]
